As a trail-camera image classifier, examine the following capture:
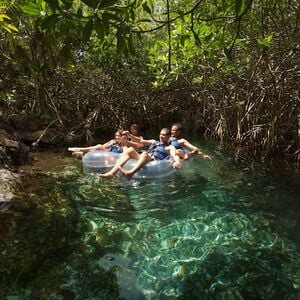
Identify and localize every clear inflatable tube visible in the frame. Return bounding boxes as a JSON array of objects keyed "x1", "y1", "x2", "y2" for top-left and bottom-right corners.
[
  {"x1": 82, "y1": 150, "x2": 176, "y2": 179},
  {"x1": 82, "y1": 151, "x2": 120, "y2": 173}
]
